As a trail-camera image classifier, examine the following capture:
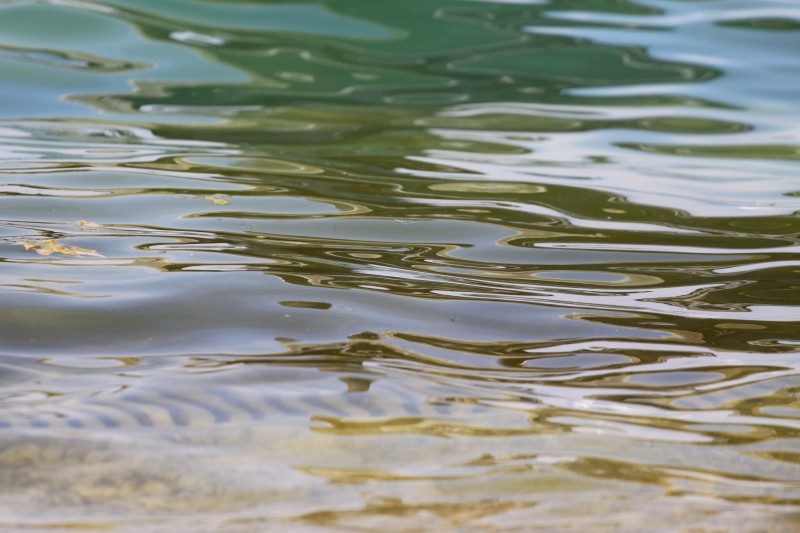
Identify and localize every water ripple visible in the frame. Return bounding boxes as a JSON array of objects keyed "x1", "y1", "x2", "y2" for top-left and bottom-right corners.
[{"x1": 0, "y1": 0, "x2": 799, "y2": 529}]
